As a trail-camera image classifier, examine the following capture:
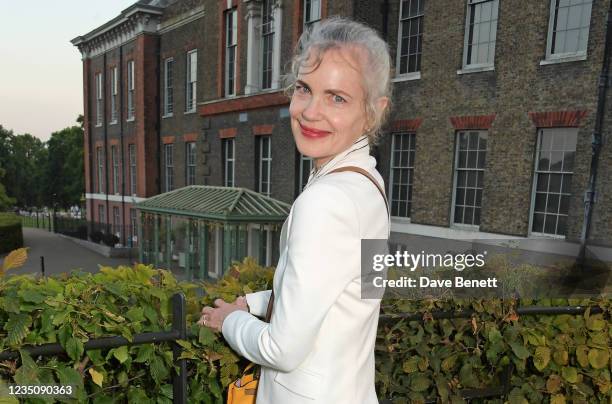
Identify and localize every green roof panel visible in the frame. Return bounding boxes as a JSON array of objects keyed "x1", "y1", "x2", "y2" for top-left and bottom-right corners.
[{"x1": 135, "y1": 186, "x2": 291, "y2": 223}]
